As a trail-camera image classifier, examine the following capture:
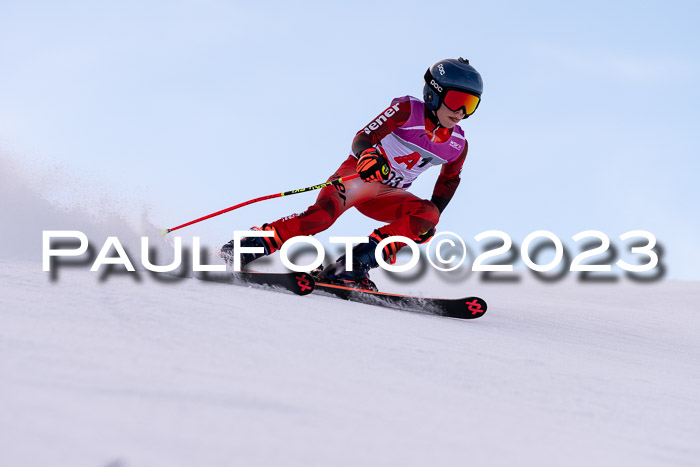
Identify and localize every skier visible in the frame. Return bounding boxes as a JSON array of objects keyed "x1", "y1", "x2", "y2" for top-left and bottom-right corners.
[{"x1": 221, "y1": 57, "x2": 483, "y2": 290}]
